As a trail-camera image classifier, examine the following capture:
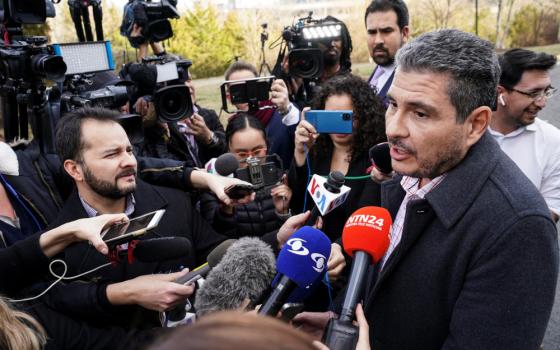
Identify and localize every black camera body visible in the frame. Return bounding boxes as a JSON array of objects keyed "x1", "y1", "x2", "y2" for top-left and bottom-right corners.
[
  {"x1": 282, "y1": 15, "x2": 343, "y2": 80},
  {"x1": 220, "y1": 76, "x2": 275, "y2": 113},
  {"x1": 234, "y1": 156, "x2": 283, "y2": 190},
  {"x1": 130, "y1": 0, "x2": 179, "y2": 42},
  {"x1": 61, "y1": 75, "x2": 129, "y2": 112},
  {"x1": 122, "y1": 55, "x2": 194, "y2": 122}
]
